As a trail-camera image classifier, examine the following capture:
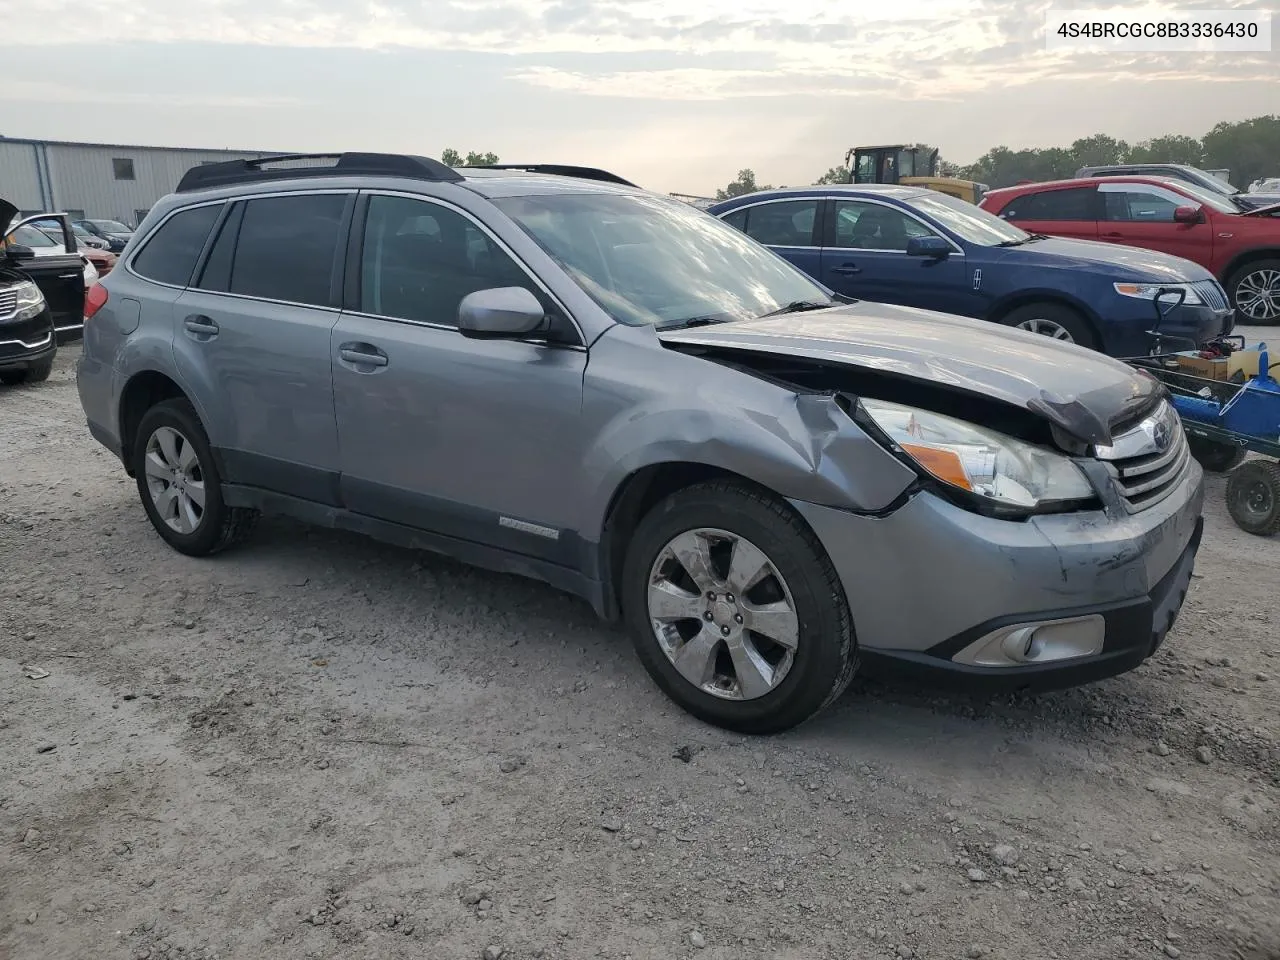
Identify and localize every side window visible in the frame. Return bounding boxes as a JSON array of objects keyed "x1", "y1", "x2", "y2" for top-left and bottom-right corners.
[
  {"x1": 1004, "y1": 187, "x2": 1095, "y2": 221},
  {"x1": 359, "y1": 195, "x2": 540, "y2": 328},
  {"x1": 738, "y1": 200, "x2": 817, "y2": 246},
  {"x1": 721, "y1": 208, "x2": 748, "y2": 232},
  {"x1": 1102, "y1": 187, "x2": 1180, "y2": 223},
  {"x1": 131, "y1": 204, "x2": 223, "y2": 287},
  {"x1": 228, "y1": 194, "x2": 348, "y2": 306},
  {"x1": 831, "y1": 201, "x2": 937, "y2": 251}
]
